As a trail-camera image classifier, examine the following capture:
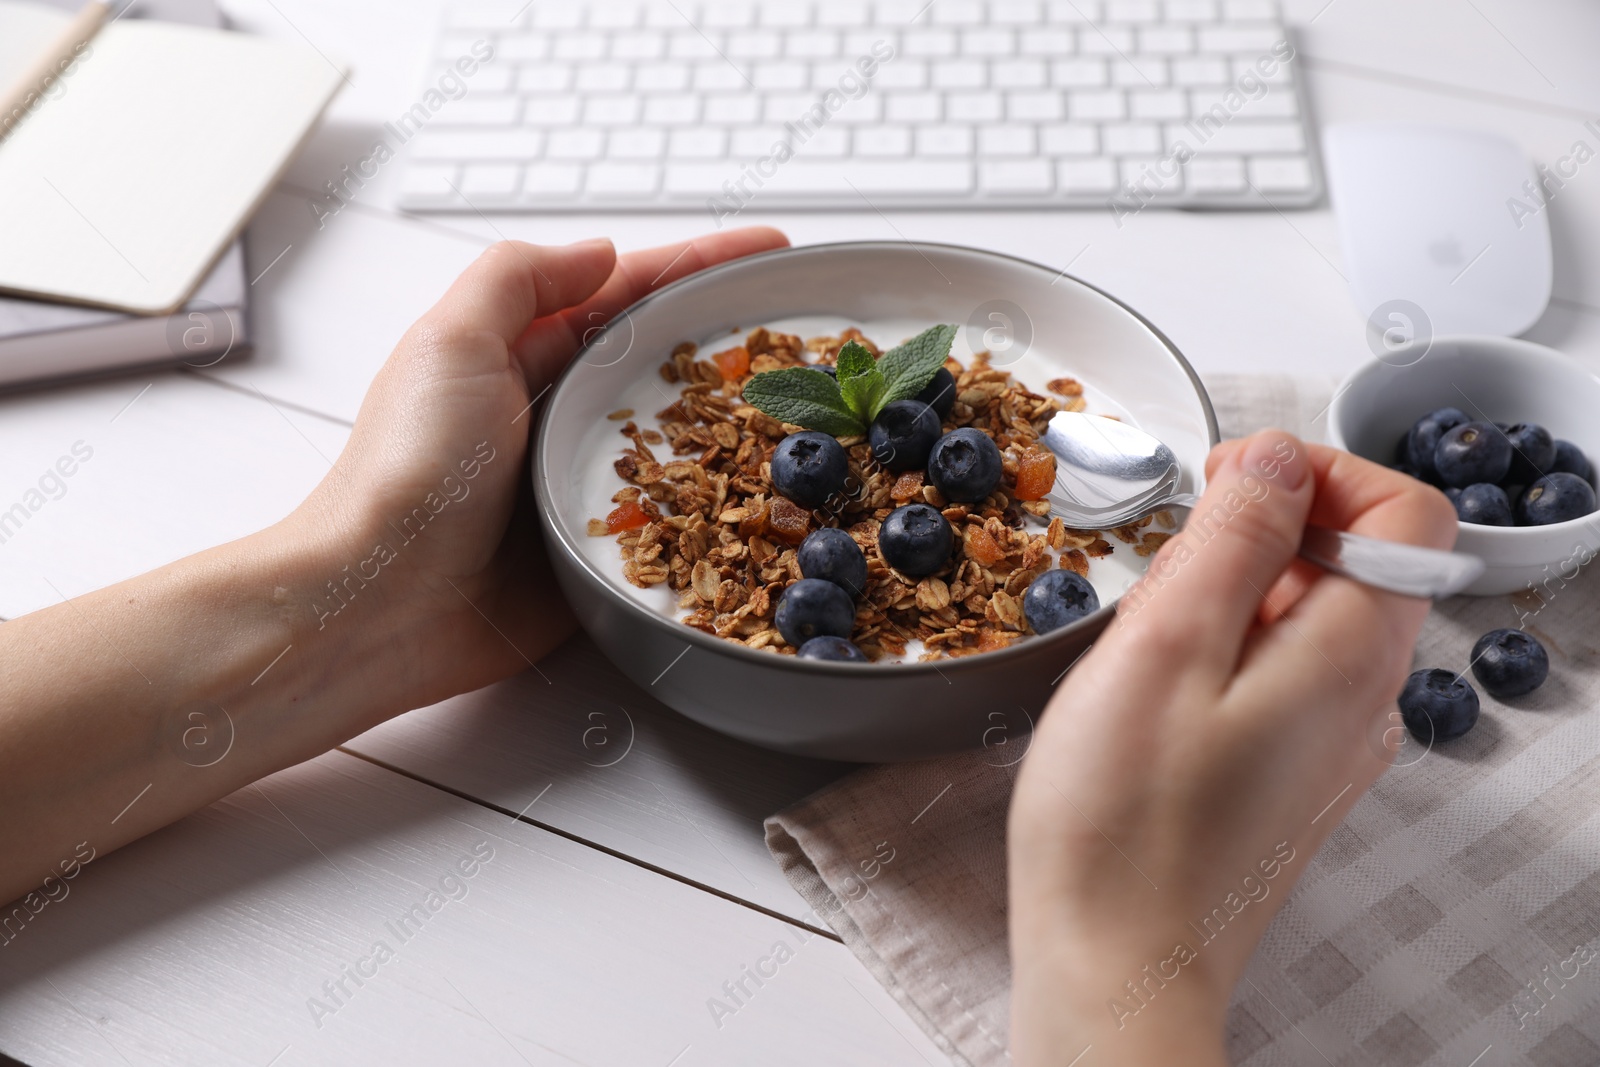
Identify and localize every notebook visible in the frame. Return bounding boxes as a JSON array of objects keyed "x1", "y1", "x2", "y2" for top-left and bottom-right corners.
[{"x1": 0, "y1": 0, "x2": 344, "y2": 315}]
